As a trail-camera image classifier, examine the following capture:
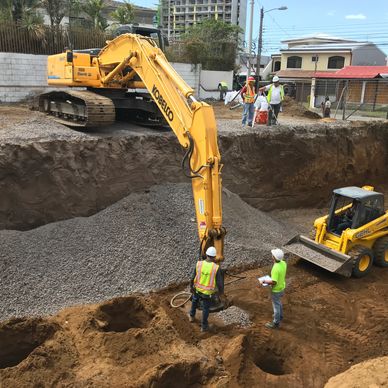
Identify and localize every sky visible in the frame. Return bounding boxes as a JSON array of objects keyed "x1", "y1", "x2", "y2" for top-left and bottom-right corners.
[{"x1": 124, "y1": 0, "x2": 388, "y2": 55}]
